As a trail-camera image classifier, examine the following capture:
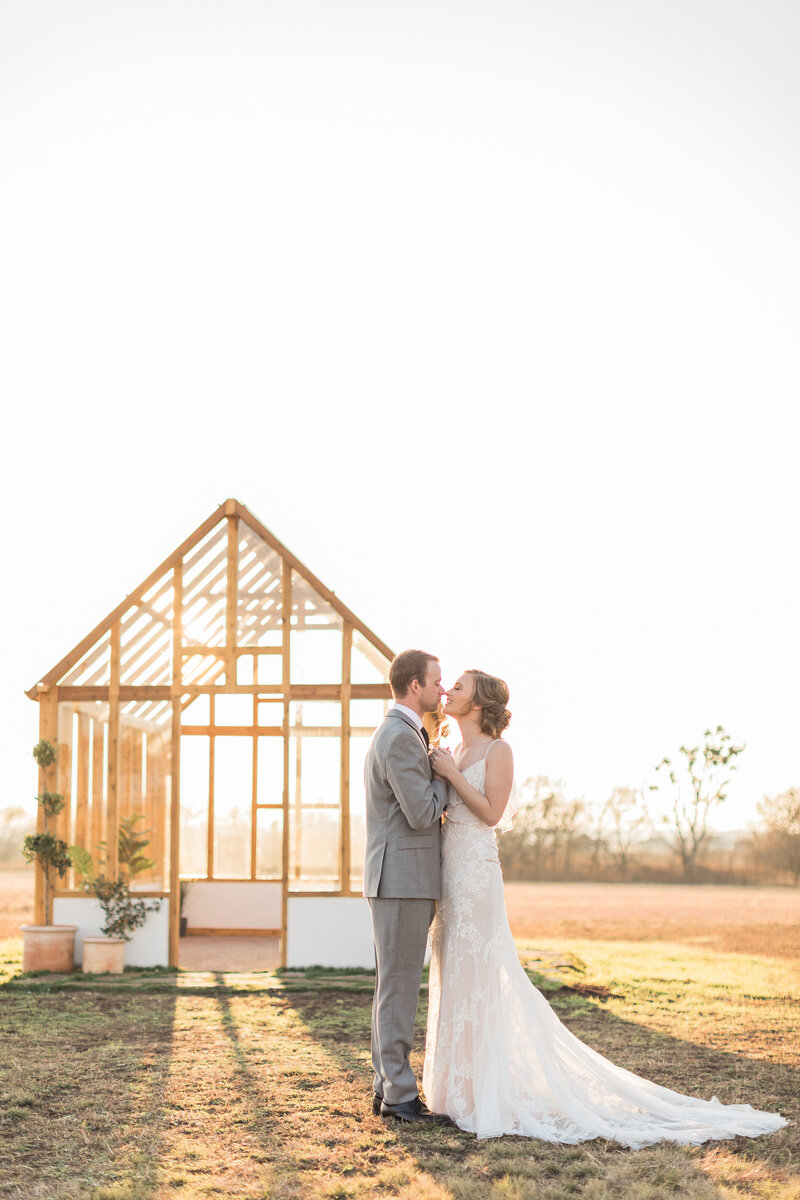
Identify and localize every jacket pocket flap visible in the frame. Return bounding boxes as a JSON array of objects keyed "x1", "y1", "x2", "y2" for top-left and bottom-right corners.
[{"x1": 397, "y1": 835, "x2": 433, "y2": 850}]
